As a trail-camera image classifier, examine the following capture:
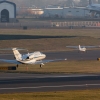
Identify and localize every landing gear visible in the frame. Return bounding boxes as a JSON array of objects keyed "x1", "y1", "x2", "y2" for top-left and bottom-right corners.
[
  {"x1": 17, "y1": 64, "x2": 18, "y2": 68},
  {"x1": 40, "y1": 63, "x2": 44, "y2": 68},
  {"x1": 40, "y1": 64, "x2": 42, "y2": 68}
]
